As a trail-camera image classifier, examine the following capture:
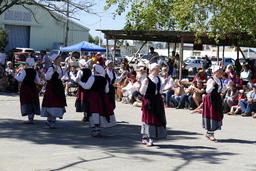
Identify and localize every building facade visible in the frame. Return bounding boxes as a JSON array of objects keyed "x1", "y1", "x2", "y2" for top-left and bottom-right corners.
[{"x1": 0, "y1": 4, "x2": 89, "y2": 52}]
